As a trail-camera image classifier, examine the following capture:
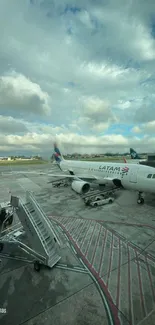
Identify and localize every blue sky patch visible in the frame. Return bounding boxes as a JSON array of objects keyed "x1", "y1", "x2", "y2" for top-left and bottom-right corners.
[
  {"x1": 150, "y1": 15, "x2": 155, "y2": 38},
  {"x1": 63, "y1": 5, "x2": 82, "y2": 15}
]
